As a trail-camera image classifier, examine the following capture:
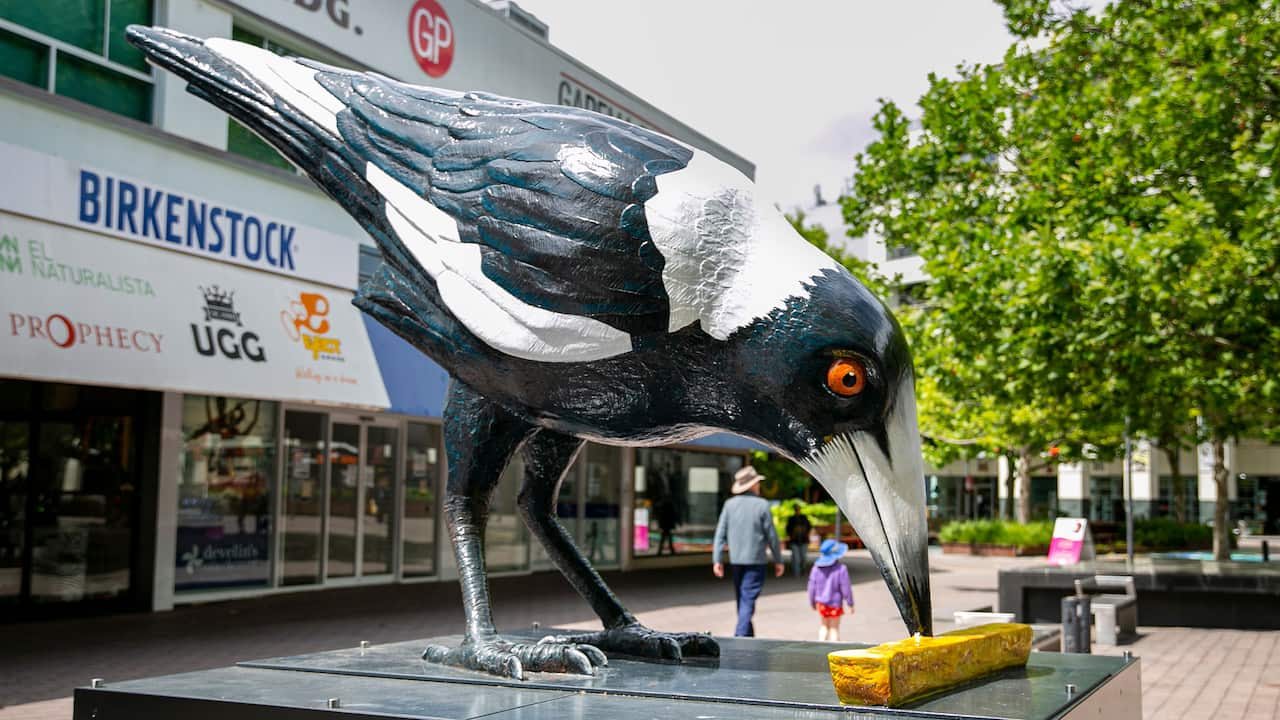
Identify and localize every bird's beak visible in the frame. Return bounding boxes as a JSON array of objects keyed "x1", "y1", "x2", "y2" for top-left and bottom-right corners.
[{"x1": 798, "y1": 377, "x2": 932, "y2": 636}]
